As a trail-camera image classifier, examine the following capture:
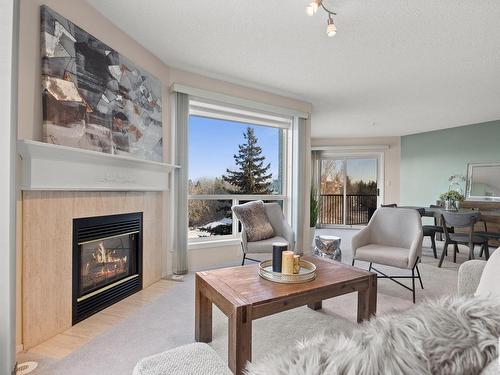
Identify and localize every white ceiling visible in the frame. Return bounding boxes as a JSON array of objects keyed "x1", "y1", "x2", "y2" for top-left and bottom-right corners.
[{"x1": 87, "y1": 0, "x2": 500, "y2": 138}]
